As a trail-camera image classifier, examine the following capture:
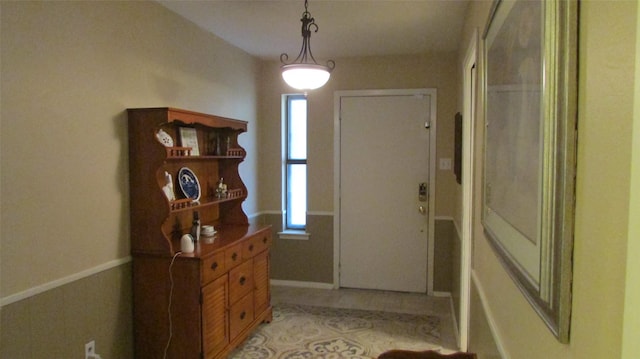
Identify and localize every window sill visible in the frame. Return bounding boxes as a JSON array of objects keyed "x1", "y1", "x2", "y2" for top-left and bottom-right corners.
[{"x1": 278, "y1": 230, "x2": 311, "y2": 240}]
